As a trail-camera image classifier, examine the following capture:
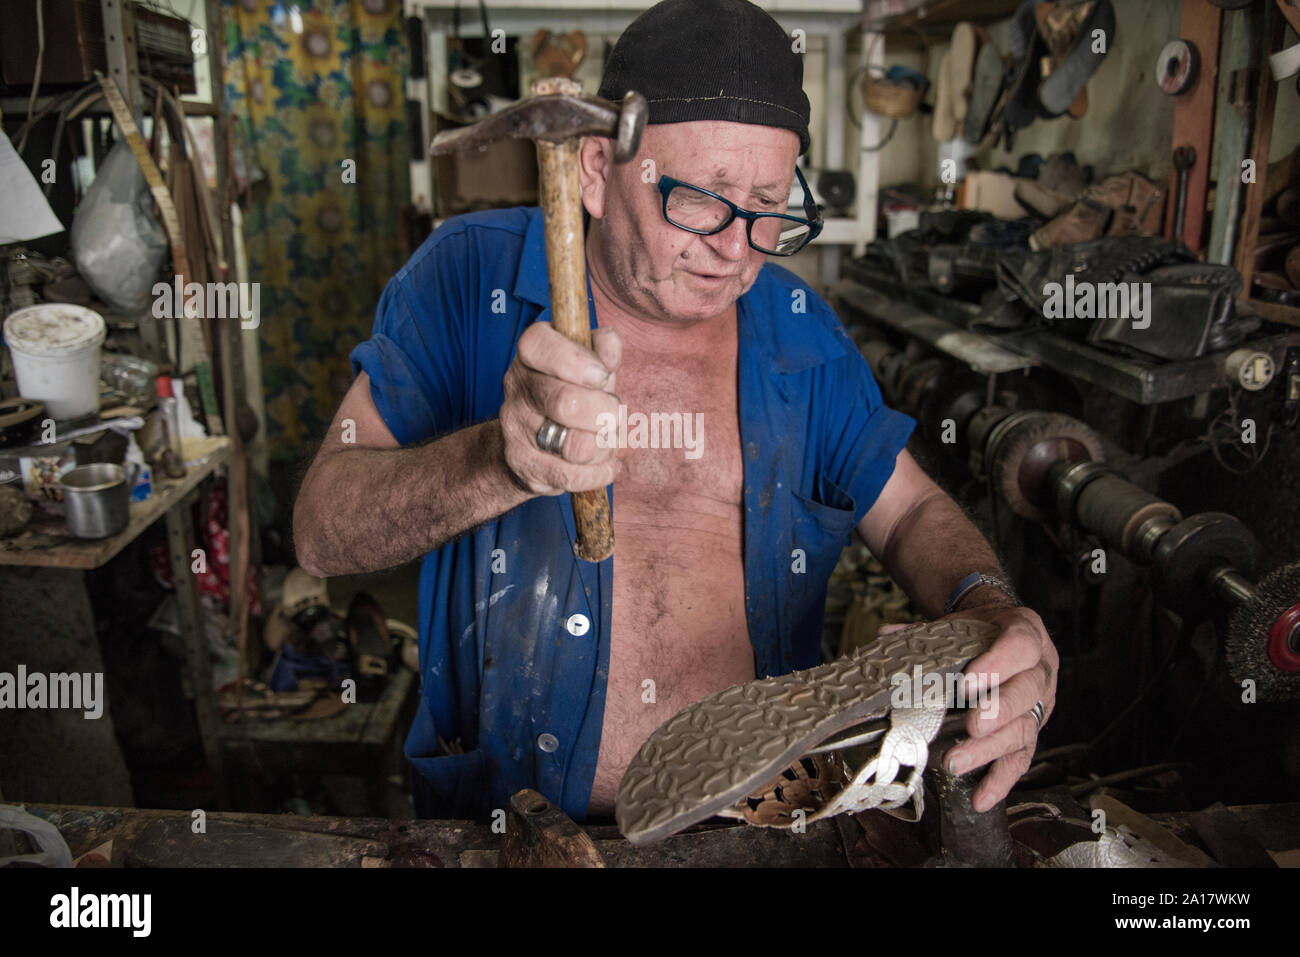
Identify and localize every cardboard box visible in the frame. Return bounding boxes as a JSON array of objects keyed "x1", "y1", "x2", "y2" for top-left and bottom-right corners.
[
  {"x1": 432, "y1": 111, "x2": 539, "y2": 217},
  {"x1": 961, "y1": 171, "x2": 1032, "y2": 220}
]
